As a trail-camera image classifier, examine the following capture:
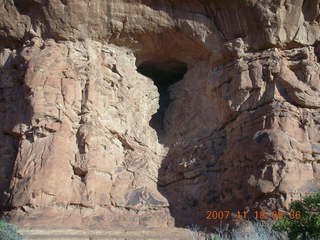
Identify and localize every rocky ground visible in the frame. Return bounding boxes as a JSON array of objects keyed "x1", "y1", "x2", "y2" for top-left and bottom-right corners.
[{"x1": 19, "y1": 228, "x2": 191, "y2": 240}]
